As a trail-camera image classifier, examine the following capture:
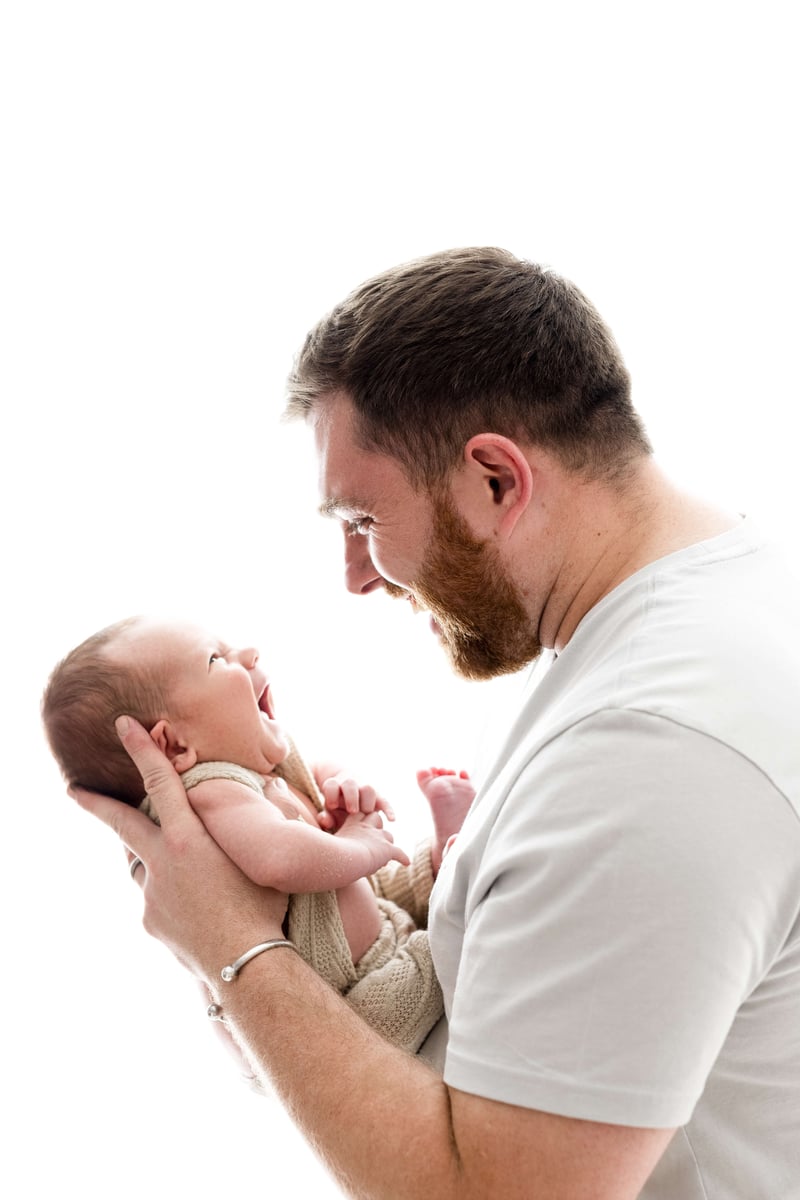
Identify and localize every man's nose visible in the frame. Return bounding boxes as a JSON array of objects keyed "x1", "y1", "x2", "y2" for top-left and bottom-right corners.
[{"x1": 343, "y1": 531, "x2": 384, "y2": 595}]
